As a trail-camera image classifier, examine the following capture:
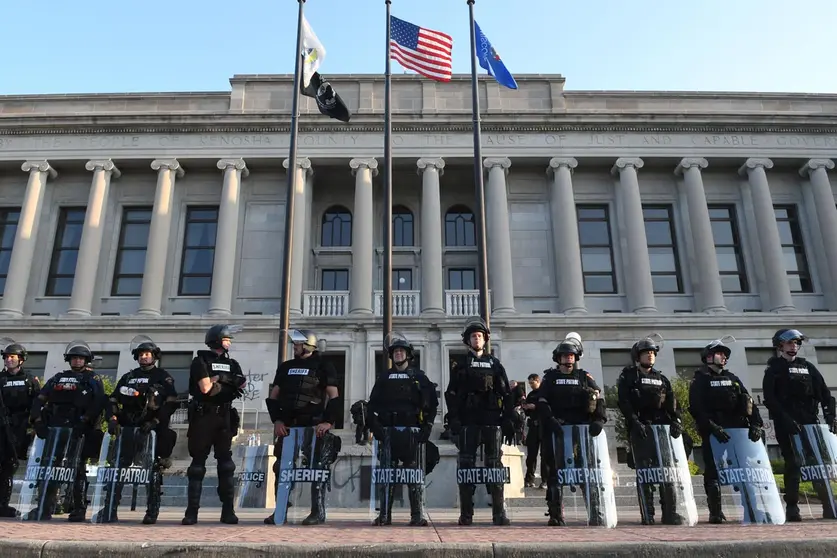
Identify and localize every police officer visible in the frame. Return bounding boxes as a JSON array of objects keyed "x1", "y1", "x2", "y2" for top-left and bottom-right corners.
[
  {"x1": 763, "y1": 328, "x2": 837, "y2": 522},
  {"x1": 688, "y1": 337, "x2": 763, "y2": 524},
  {"x1": 445, "y1": 317, "x2": 514, "y2": 526},
  {"x1": 537, "y1": 333, "x2": 607, "y2": 526},
  {"x1": 102, "y1": 338, "x2": 178, "y2": 524},
  {"x1": 367, "y1": 334, "x2": 438, "y2": 526},
  {"x1": 30, "y1": 341, "x2": 108, "y2": 521},
  {"x1": 0, "y1": 341, "x2": 40, "y2": 517},
  {"x1": 617, "y1": 335, "x2": 684, "y2": 525},
  {"x1": 265, "y1": 329, "x2": 341, "y2": 525},
  {"x1": 182, "y1": 325, "x2": 246, "y2": 526},
  {"x1": 522, "y1": 373, "x2": 546, "y2": 489}
]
